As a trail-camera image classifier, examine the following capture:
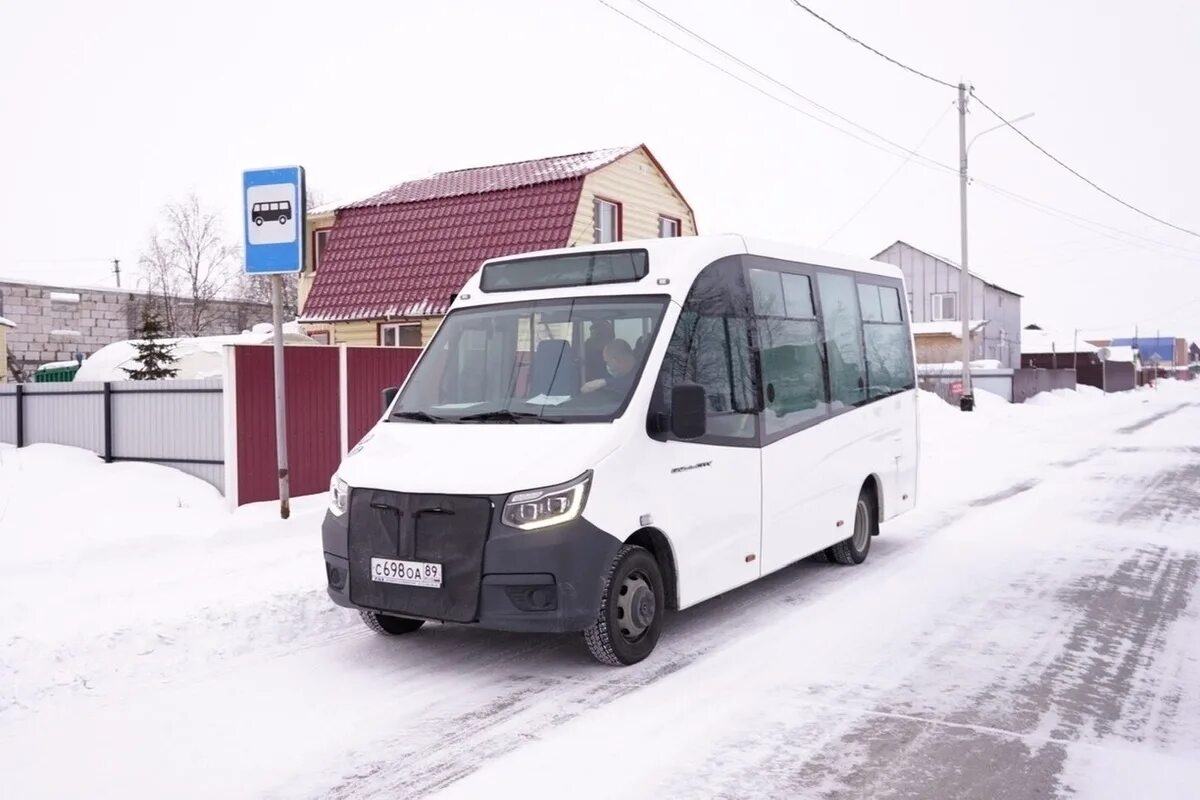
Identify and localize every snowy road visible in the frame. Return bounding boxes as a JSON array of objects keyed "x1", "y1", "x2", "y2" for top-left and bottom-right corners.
[{"x1": 3, "y1": 387, "x2": 1199, "y2": 798}]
